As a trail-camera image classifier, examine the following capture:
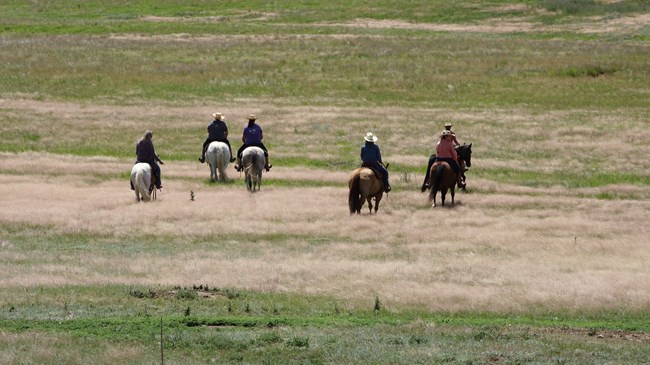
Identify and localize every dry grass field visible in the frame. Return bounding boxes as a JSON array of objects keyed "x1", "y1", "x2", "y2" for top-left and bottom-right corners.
[
  {"x1": 1, "y1": 99, "x2": 648, "y2": 314},
  {"x1": 1, "y1": 1, "x2": 650, "y2": 362}
]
